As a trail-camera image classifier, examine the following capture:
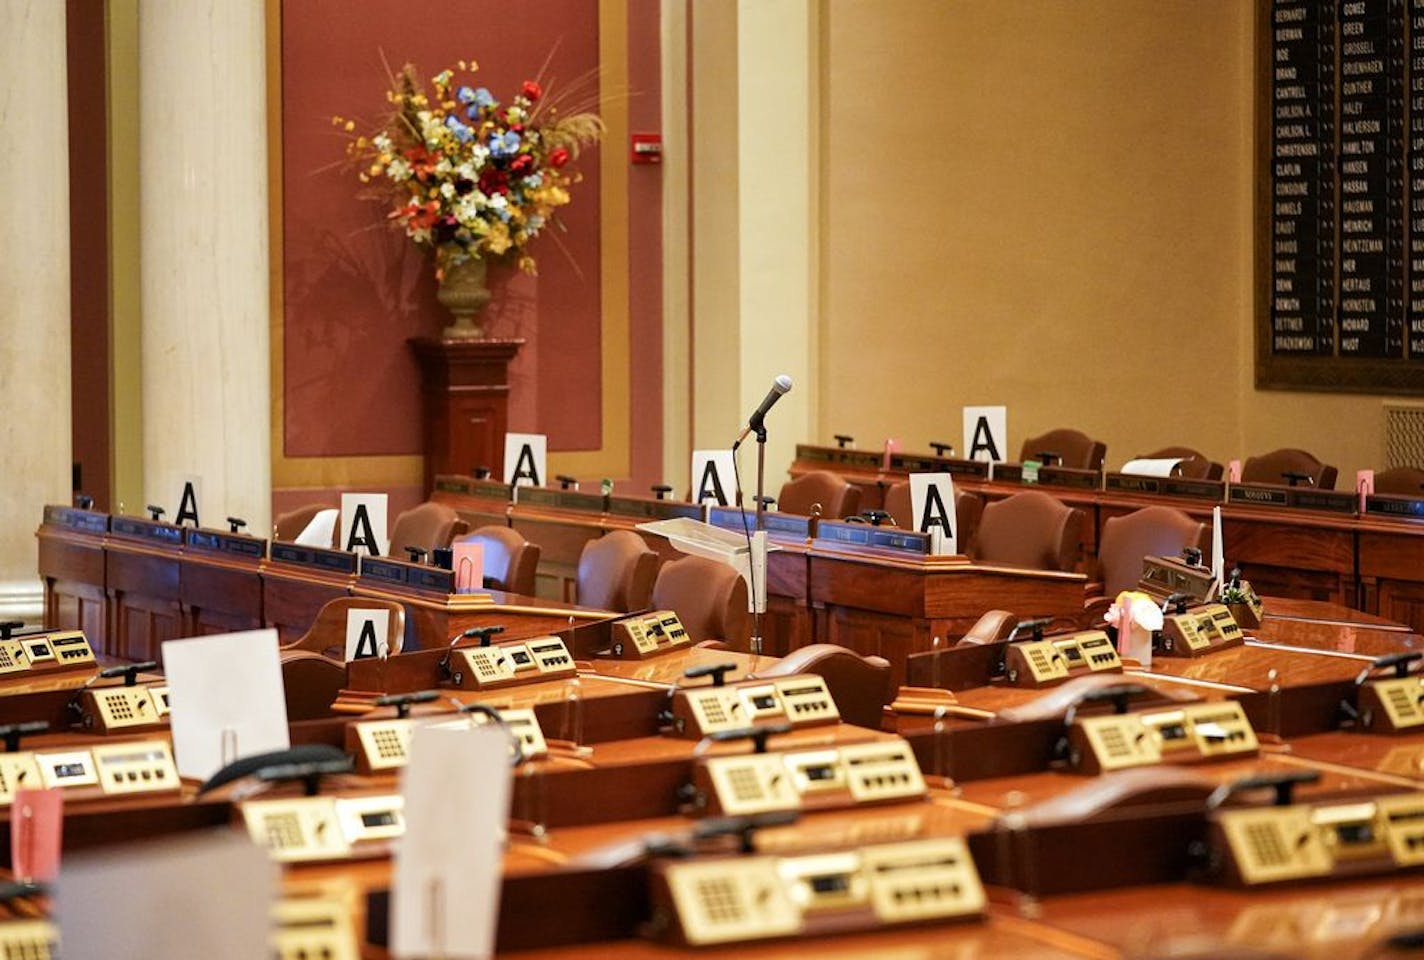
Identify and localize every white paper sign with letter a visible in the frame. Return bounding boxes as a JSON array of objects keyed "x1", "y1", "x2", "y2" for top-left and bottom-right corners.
[
  {"x1": 963, "y1": 406, "x2": 1007, "y2": 463},
  {"x1": 504, "y1": 433, "x2": 547, "y2": 488},
  {"x1": 345, "y1": 608, "x2": 393, "y2": 661},
  {"x1": 909, "y1": 473, "x2": 958, "y2": 555},
  {"x1": 341, "y1": 493, "x2": 388, "y2": 557},
  {"x1": 691, "y1": 449, "x2": 735, "y2": 506}
]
